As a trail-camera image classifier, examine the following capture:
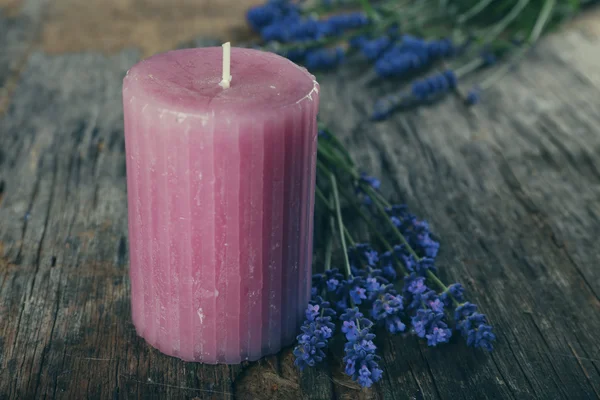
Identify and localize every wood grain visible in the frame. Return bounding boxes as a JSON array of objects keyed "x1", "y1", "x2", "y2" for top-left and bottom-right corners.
[{"x1": 2, "y1": 0, "x2": 600, "y2": 399}]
